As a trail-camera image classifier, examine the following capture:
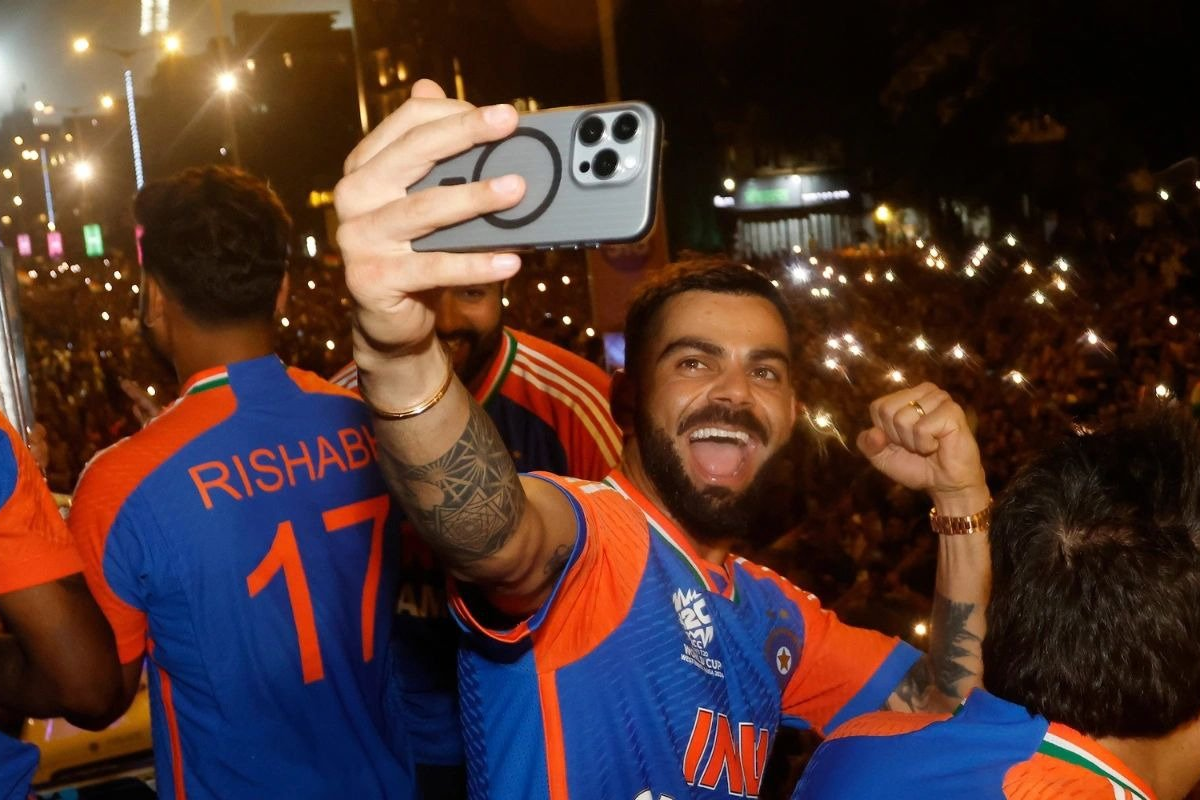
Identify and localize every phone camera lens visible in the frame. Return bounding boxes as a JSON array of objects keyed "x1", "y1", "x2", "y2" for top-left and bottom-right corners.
[
  {"x1": 579, "y1": 116, "x2": 605, "y2": 145},
  {"x1": 592, "y1": 149, "x2": 619, "y2": 179},
  {"x1": 612, "y1": 112, "x2": 639, "y2": 142}
]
